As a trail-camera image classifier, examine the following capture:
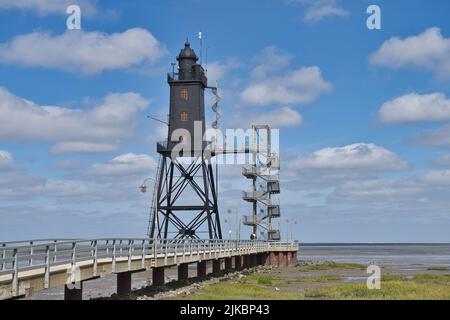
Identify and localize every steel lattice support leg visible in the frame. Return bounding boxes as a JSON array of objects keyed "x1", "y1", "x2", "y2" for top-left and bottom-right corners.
[{"x1": 149, "y1": 156, "x2": 222, "y2": 240}]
